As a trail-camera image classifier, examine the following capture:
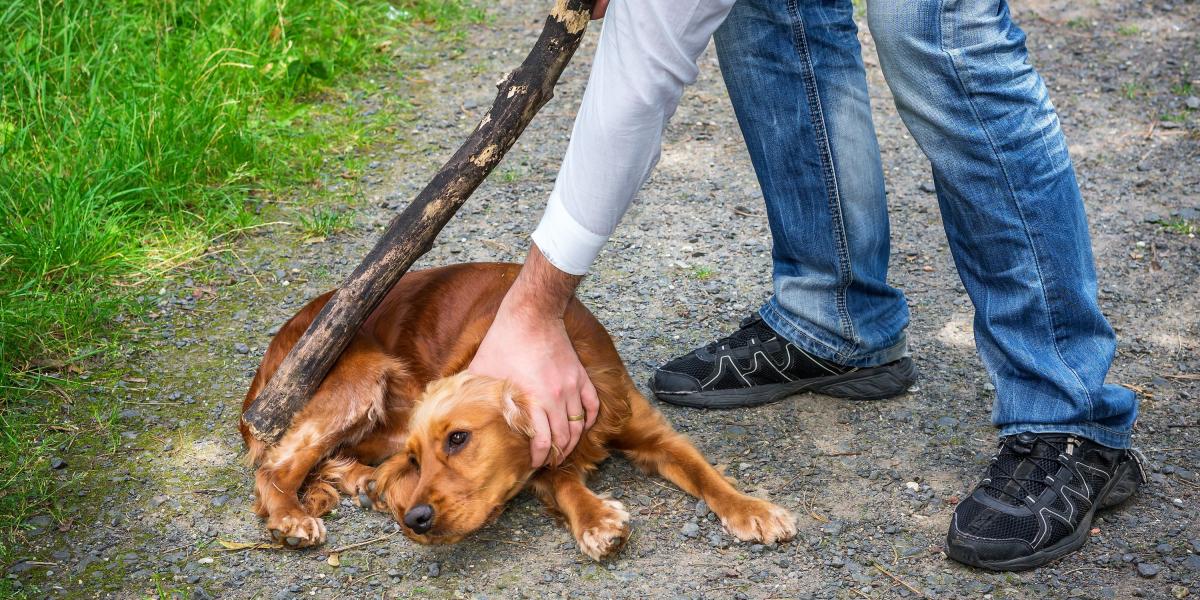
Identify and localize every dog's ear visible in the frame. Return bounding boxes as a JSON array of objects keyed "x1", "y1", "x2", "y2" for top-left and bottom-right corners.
[{"x1": 500, "y1": 381, "x2": 533, "y2": 439}]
